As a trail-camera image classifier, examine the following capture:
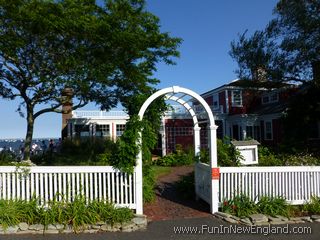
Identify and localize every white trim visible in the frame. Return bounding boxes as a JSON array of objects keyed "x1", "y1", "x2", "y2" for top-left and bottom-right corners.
[
  {"x1": 231, "y1": 90, "x2": 243, "y2": 107},
  {"x1": 262, "y1": 92, "x2": 279, "y2": 104}
]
